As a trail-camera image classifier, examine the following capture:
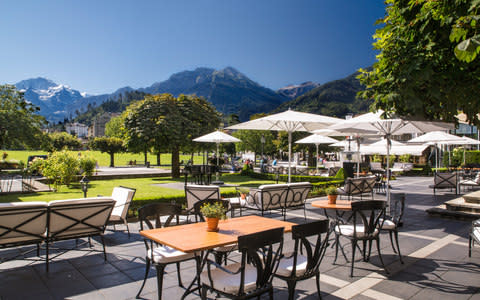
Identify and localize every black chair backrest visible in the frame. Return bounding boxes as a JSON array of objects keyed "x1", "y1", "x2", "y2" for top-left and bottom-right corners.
[
  {"x1": 237, "y1": 227, "x2": 284, "y2": 294},
  {"x1": 290, "y1": 219, "x2": 329, "y2": 278},
  {"x1": 138, "y1": 203, "x2": 183, "y2": 231},
  {"x1": 351, "y1": 200, "x2": 386, "y2": 238},
  {"x1": 390, "y1": 193, "x2": 405, "y2": 225},
  {"x1": 185, "y1": 185, "x2": 220, "y2": 210},
  {"x1": 193, "y1": 199, "x2": 229, "y2": 222}
]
